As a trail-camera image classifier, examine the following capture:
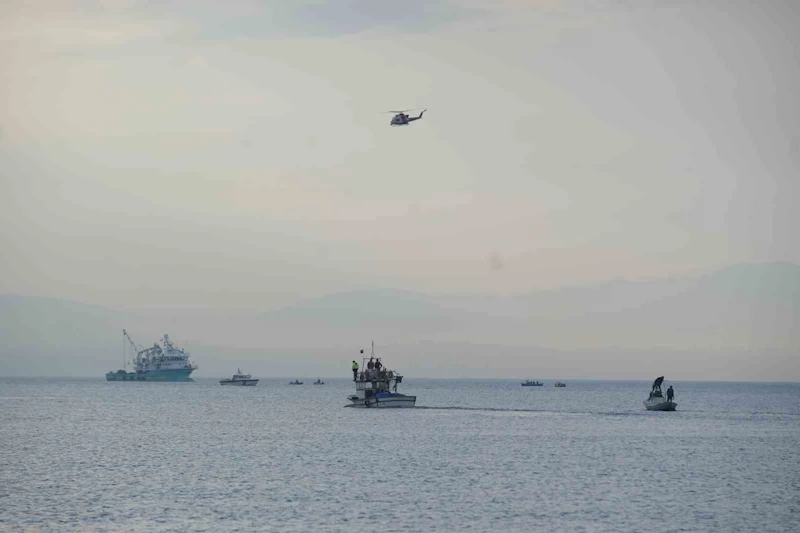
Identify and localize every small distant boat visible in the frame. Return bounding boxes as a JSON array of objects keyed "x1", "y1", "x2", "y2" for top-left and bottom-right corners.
[
  {"x1": 644, "y1": 376, "x2": 676, "y2": 411},
  {"x1": 554, "y1": 381, "x2": 567, "y2": 388},
  {"x1": 219, "y1": 368, "x2": 258, "y2": 386},
  {"x1": 313, "y1": 379, "x2": 324, "y2": 385},
  {"x1": 521, "y1": 379, "x2": 543, "y2": 386},
  {"x1": 289, "y1": 380, "x2": 303, "y2": 385}
]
